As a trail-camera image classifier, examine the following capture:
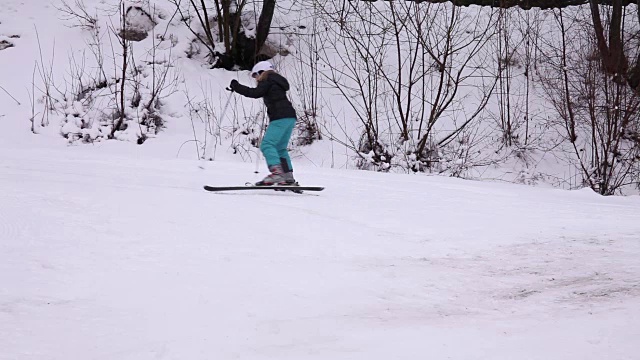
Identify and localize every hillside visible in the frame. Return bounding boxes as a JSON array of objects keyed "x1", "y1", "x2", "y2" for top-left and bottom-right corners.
[
  {"x1": 2, "y1": 144, "x2": 640, "y2": 359},
  {"x1": 2, "y1": 0, "x2": 638, "y2": 194},
  {"x1": 1, "y1": 2, "x2": 640, "y2": 358}
]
